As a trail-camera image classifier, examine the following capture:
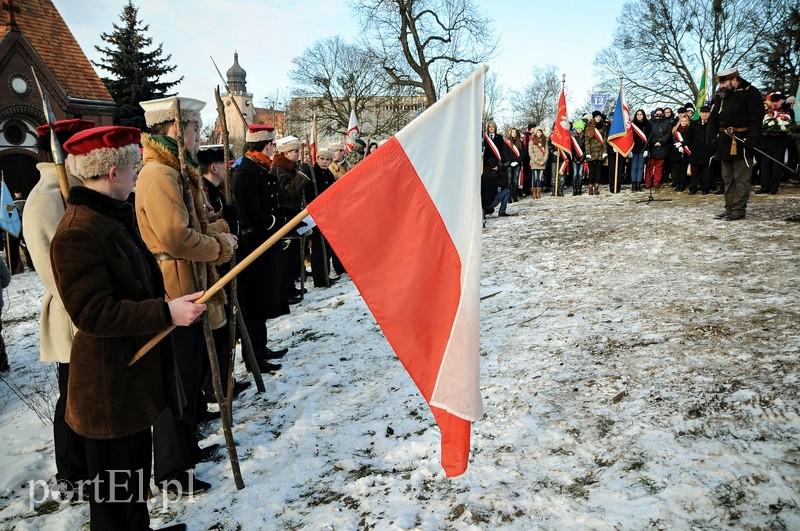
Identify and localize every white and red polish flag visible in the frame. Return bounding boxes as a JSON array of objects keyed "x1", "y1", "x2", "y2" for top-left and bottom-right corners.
[
  {"x1": 306, "y1": 66, "x2": 486, "y2": 477},
  {"x1": 344, "y1": 107, "x2": 360, "y2": 154}
]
